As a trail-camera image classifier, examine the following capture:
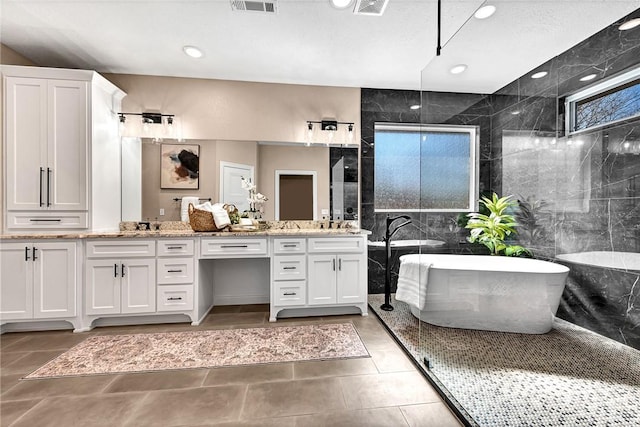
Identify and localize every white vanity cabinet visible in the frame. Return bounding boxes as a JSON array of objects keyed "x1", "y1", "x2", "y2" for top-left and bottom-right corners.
[
  {"x1": 0, "y1": 240, "x2": 77, "y2": 321},
  {"x1": 156, "y1": 239, "x2": 195, "y2": 312},
  {"x1": 85, "y1": 240, "x2": 156, "y2": 315},
  {"x1": 269, "y1": 235, "x2": 367, "y2": 321},
  {"x1": 2, "y1": 65, "x2": 125, "y2": 232},
  {"x1": 307, "y1": 237, "x2": 366, "y2": 306}
]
